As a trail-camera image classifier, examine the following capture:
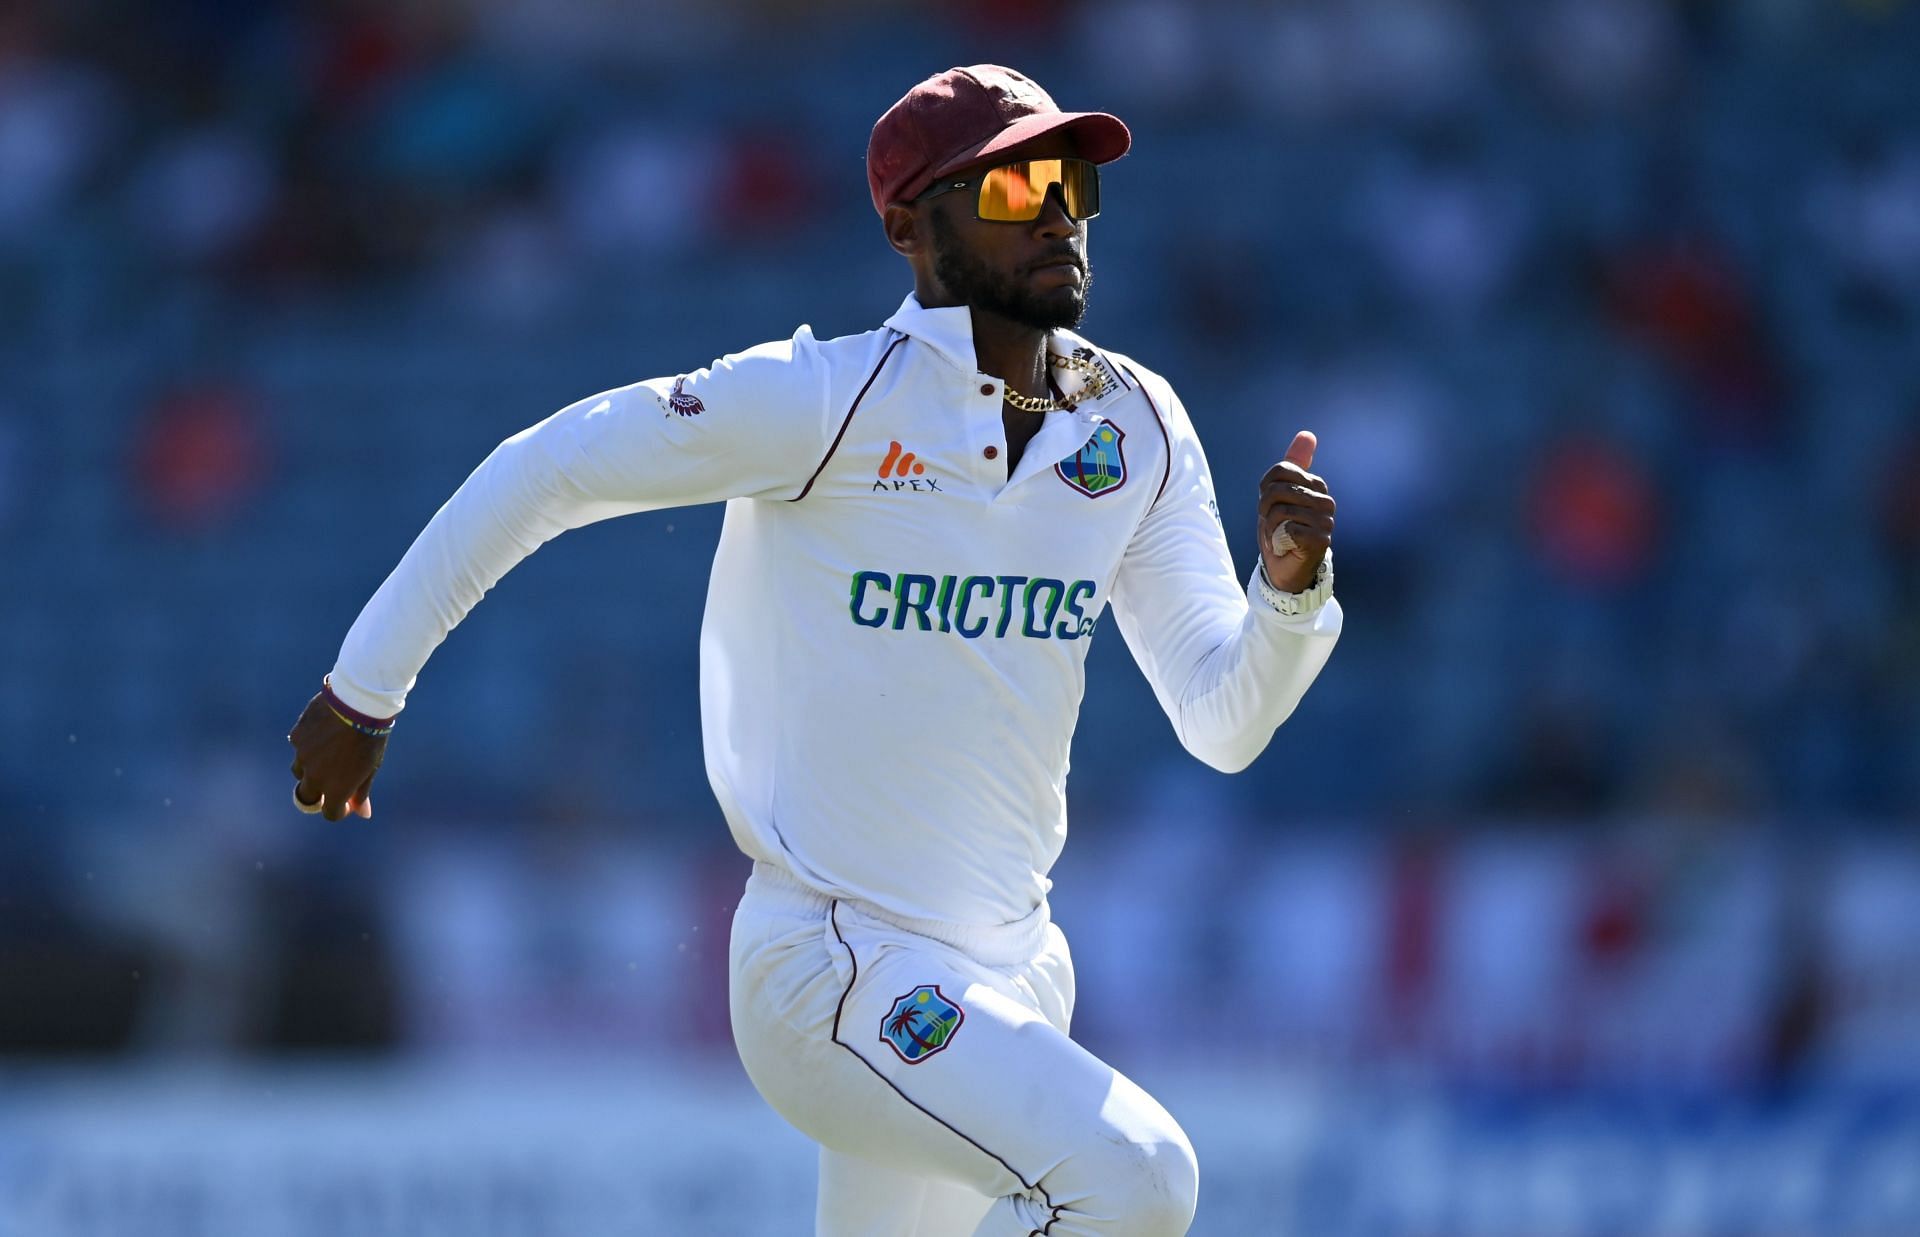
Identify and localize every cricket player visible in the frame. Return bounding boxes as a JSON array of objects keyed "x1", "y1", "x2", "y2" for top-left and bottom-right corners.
[{"x1": 287, "y1": 65, "x2": 1341, "y2": 1235}]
